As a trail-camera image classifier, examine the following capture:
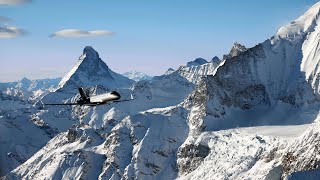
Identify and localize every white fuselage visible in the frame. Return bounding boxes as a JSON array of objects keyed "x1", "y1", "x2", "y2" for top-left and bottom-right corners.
[{"x1": 89, "y1": 92, "x2": 120, "y2": 103}]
